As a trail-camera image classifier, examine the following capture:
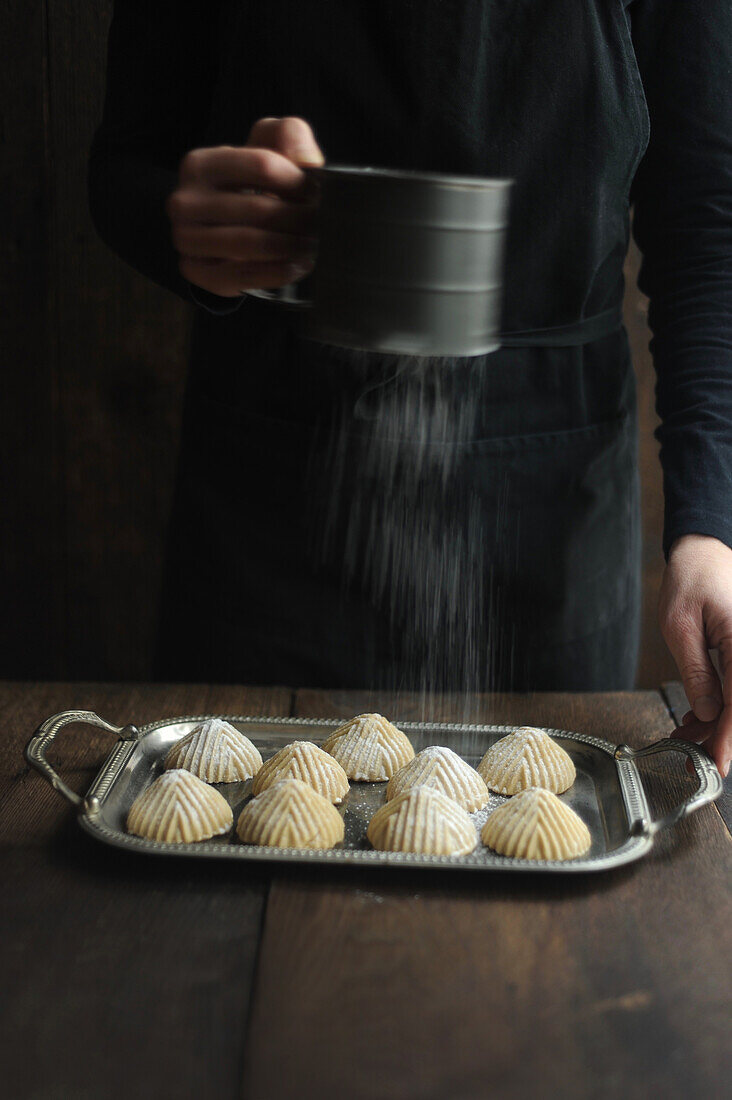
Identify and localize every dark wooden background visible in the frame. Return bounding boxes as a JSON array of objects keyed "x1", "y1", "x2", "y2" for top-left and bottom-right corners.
[{"x1": 1, "y1": 2, "x2": 676, "y2": 687}]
